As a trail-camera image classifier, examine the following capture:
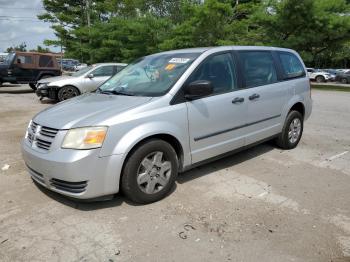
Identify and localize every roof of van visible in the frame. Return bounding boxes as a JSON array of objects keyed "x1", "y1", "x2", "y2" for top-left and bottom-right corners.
[{"x1": 157, "y1": 46, "x2": 295, "y2": 55}]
